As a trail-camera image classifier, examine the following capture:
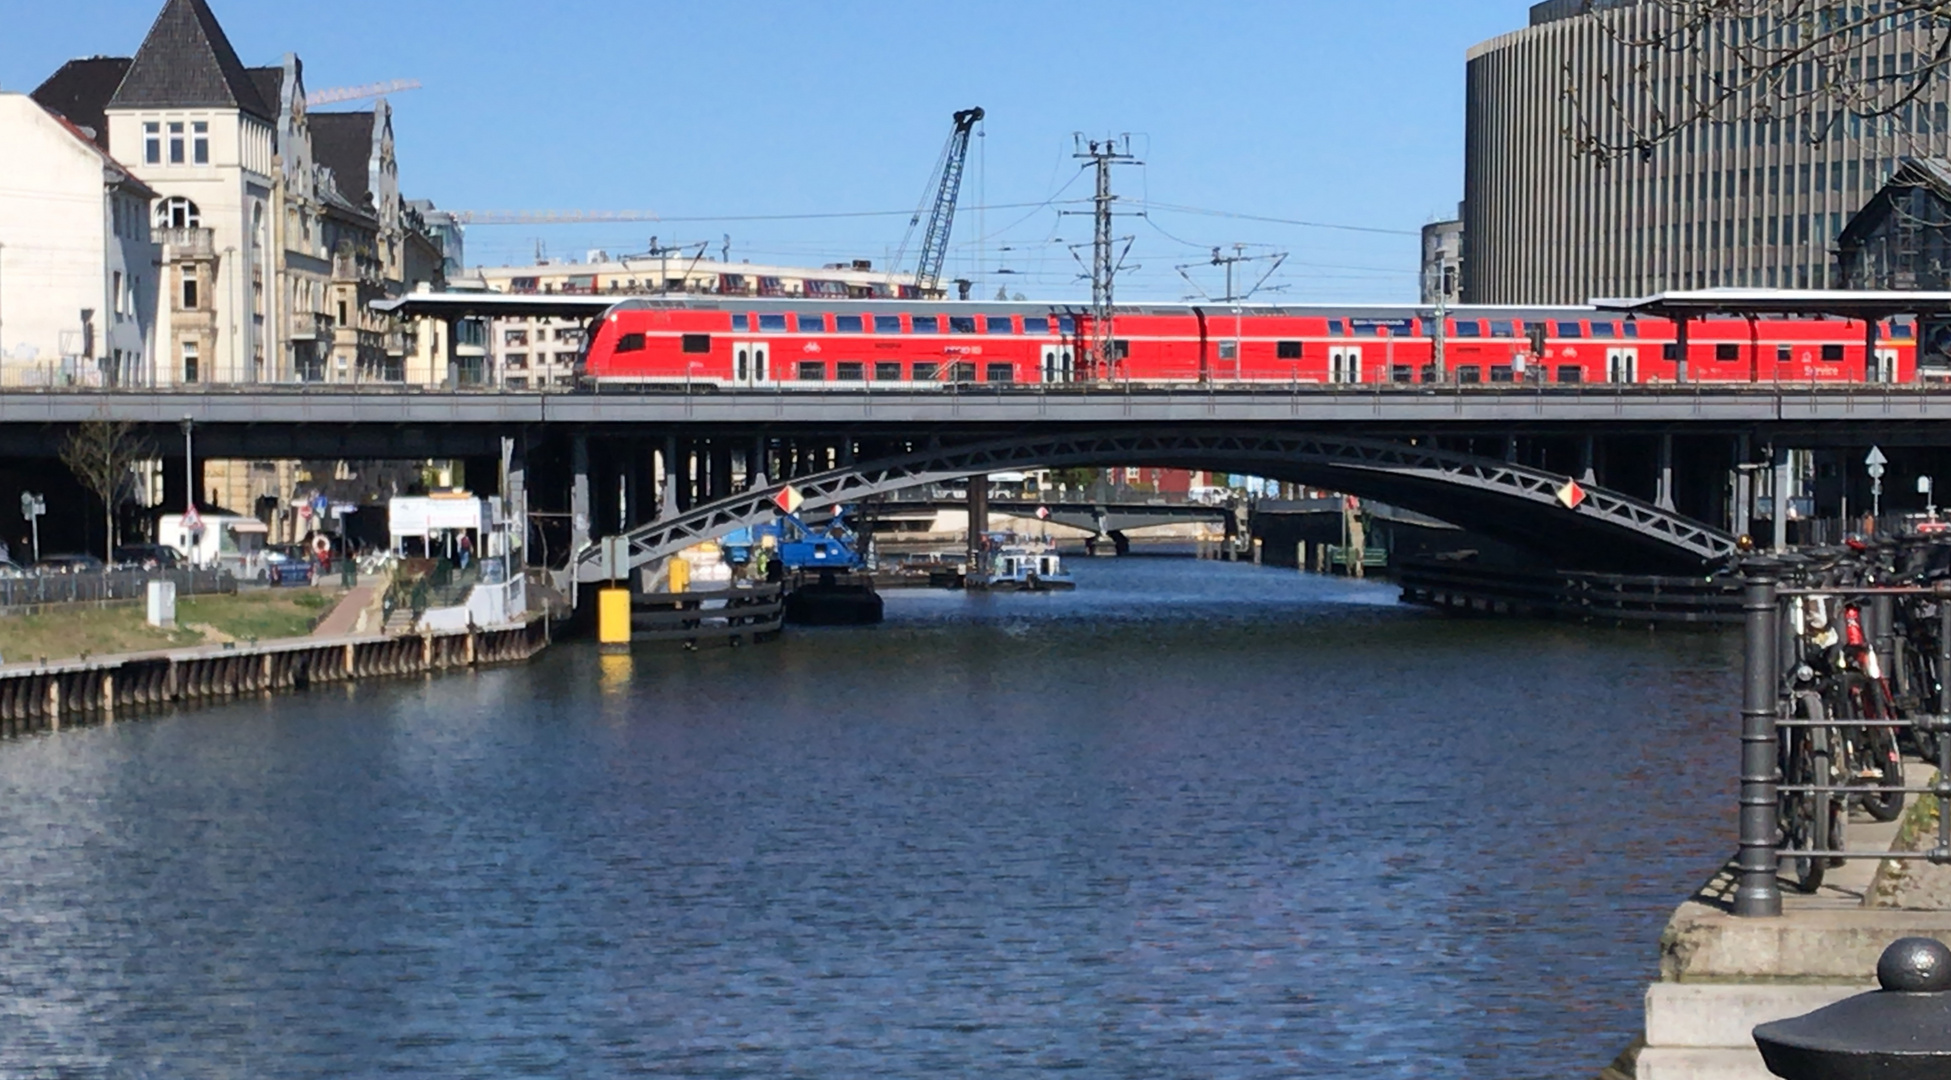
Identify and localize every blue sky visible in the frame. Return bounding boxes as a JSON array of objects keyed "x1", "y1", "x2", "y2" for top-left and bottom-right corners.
[{"x1": 1, "y1": 1, "x2": 1523, "y2": 302}]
